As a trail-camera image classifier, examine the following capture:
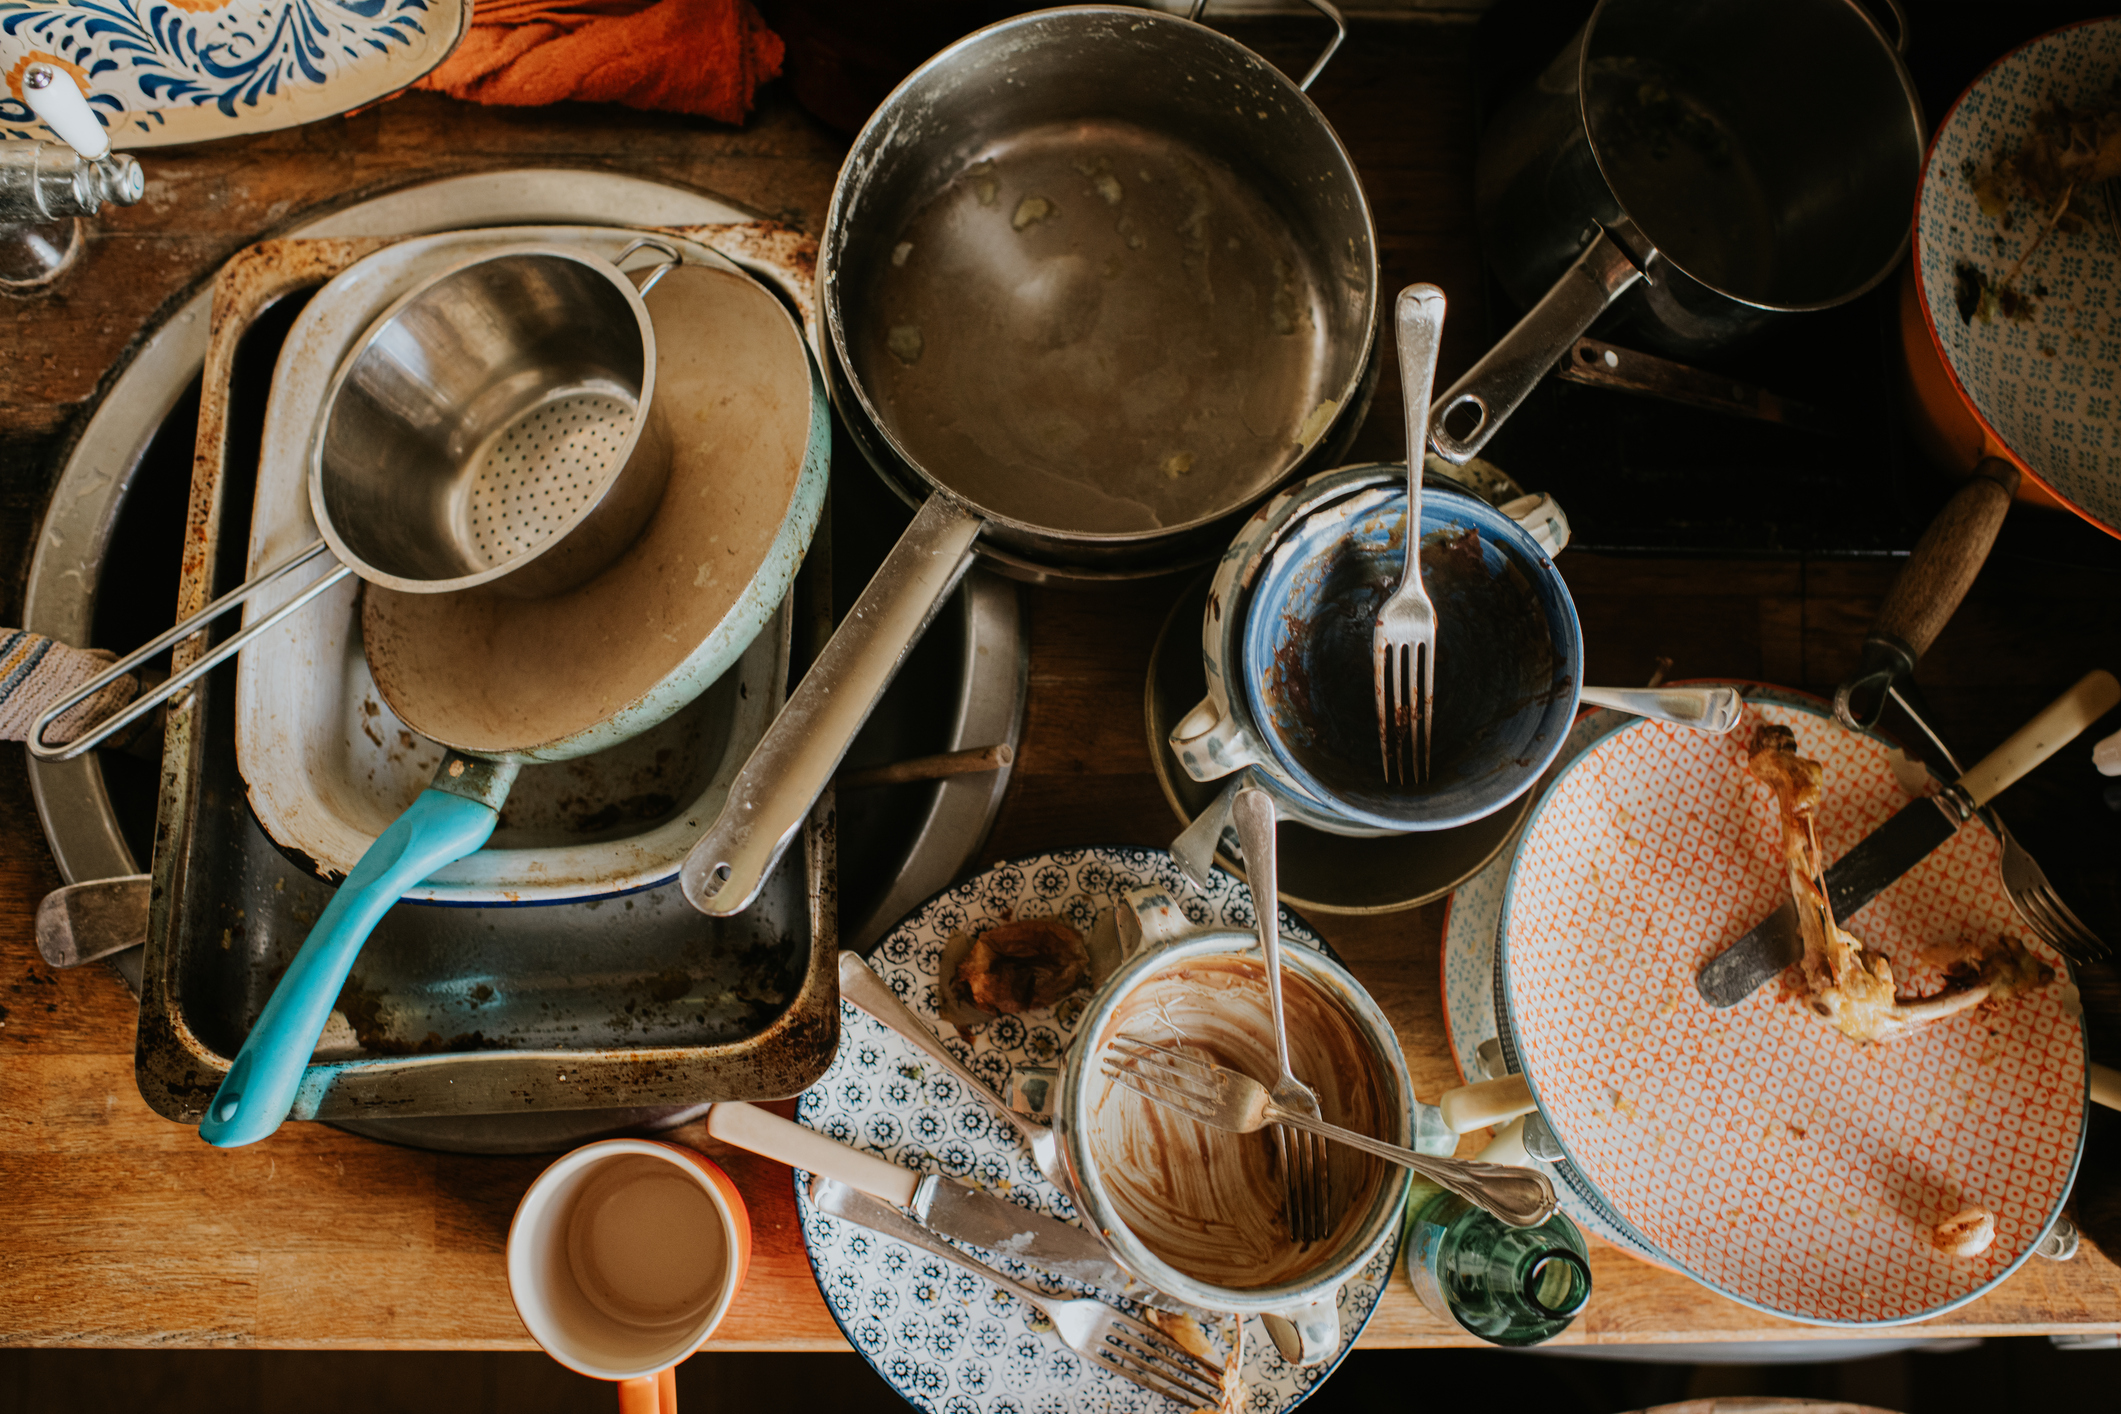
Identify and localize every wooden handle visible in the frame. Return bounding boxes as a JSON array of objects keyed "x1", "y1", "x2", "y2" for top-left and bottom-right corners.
[
  {"x1": 1871, "y1": 457, "x2": 2019, "y2": 659},
  {"x1": 1960, "y1": 670, "x2": 2121, "y2": 807},
  {"x1": 704, "y1": 1102, "x2": 919, "y2": 1208},
  {"x1": 1474, "y1": 1116, "x2": 1530, "y2": 1165},
  {"x1": 1437, "y1": 1073, "x2": 1534, "y2": 1134},
  {"x1": 2092, "y1": 1062, "x2": 2121, "y2": 1113}
]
